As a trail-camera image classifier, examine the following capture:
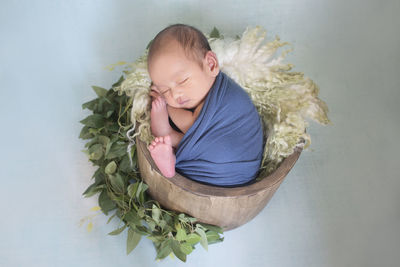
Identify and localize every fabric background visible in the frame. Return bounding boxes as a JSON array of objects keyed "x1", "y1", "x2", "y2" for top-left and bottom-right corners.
[{"x1": 1, "y1": 1, "x2": 399, "y2": 266}]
